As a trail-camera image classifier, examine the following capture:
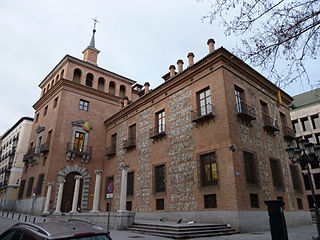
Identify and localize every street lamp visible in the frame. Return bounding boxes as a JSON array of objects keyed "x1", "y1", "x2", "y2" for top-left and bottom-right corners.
[{"x1": 286, "y1": 139, "x2": 320, "y2": 240}]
